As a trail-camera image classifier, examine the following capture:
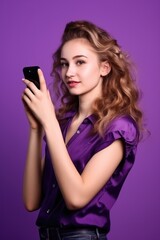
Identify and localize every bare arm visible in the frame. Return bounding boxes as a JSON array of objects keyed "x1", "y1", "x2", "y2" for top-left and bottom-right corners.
[
  {"x1": 22, "y1": 96, "x2": 45, "y2": 211},
  {"x1": 23, "y1": 128, "x2": 44, "y2": 211}
]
